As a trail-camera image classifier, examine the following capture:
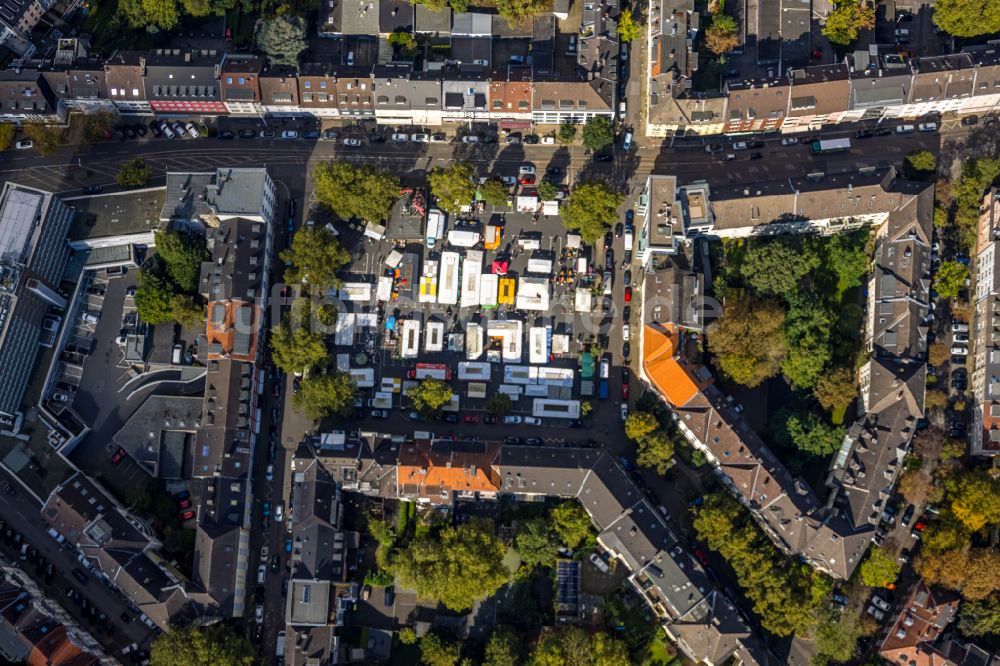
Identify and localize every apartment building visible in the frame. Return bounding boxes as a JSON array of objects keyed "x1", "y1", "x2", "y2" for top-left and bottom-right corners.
[
  {"x1": 298, "y1": 433, "x2": 769, "y2": 666},
  {"x1": 879, "y1": 582, "x2": 999, "y2": 666},
  {"x1": 638, "y1": 177, "x2": 931, "y2": 579},
  {"x1": 826, "y1": 183, "x2": 931, "y2": 532},
  {"x1": 648, "y1": 43, "x2": 1000, "y2": 137},
  {"x1": 0, "y1": 68, "x2": 61, "y2": 123},
  {"x1": 0, "y1": 0, "x2": 54, "y2": 57},
  {"x1": 284, "y1": 444, "x2": 360, "y2": 666},
  {"x1": 971, "y1": 189, "x2": 1000, "y2": 456},
  {"x1": 219, "y1": 54, "x2": 263, "y2": 115},
  {"x1": 0, "y1": 183, "x2": 75, "y2": 423}
]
